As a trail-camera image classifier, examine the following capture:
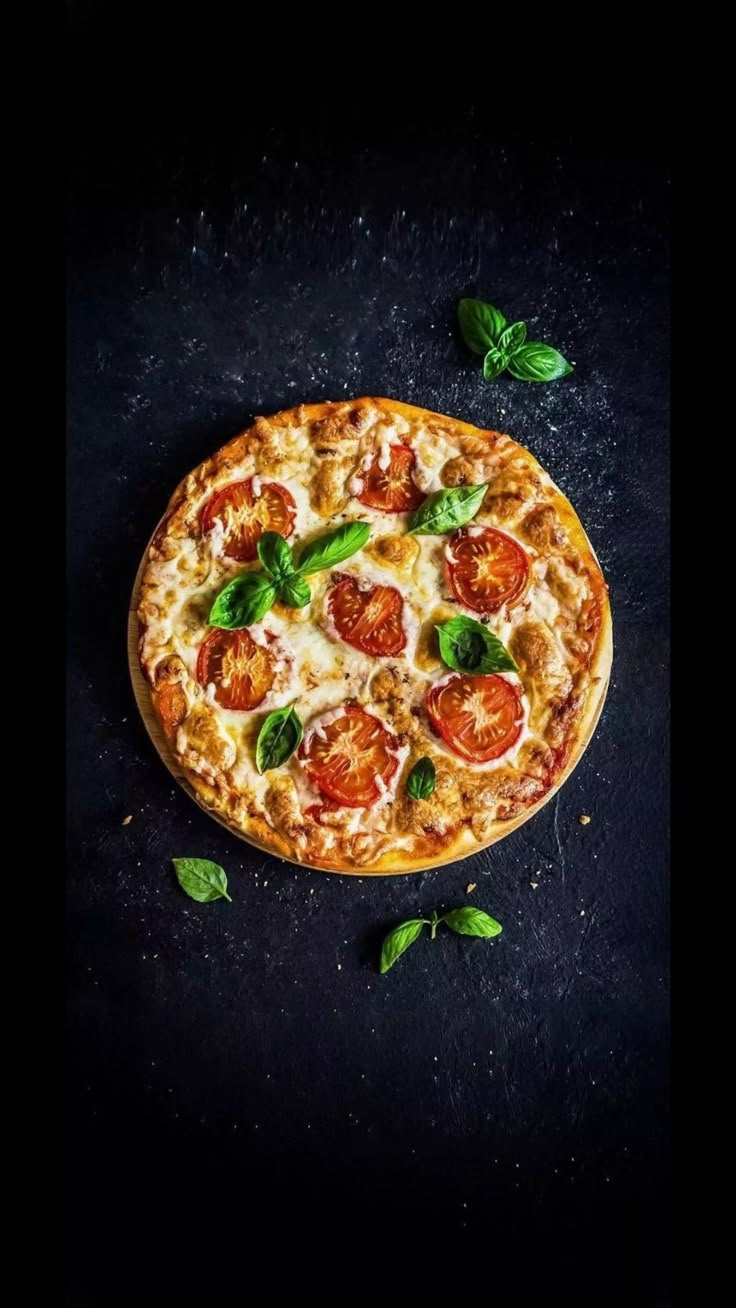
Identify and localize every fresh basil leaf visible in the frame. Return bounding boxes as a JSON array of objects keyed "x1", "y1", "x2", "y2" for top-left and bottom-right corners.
[
  {"x1": 458, "y1": 298, "x2": 507, "y2": 354},
  {"x1": 172, "y1": 857, "x2": 232, "y2": 903},
  {"x1": 436, "y1": 616, "x2": 518, "y2": 675},
  {"x1": 256, "y1": 703, "x2": 303, "y2": 773},
  {"x1": 406, "y1": 757, "x2": 436, "y2": 801},
  {"x1": 208, "y1": 572, "x2": 277, "y2": 629},
  {"x1": 379, "y1": 919, "x2": 427, "y2": 974},
  {"x1": 442, "y1": 907, "x2": 503, "y2": 938},
  {"x1": 407, "y1": 484, "x2": 488, "y2": 536},
  {"x1": 257, "y1": 531, "x2": 295, "y2": 581},
  {"x1": 279, "y1": 574, "x2": 312, "y2": 608},
  {"x1": 498, "y1": 320, "x2": 527, "y2": 355},
  {"x1": 483, "y1": 347, "x2": 507, "y2": 381},
  {"x1": 507, "y1": 341, "x2": 573, "y2": 382},
  {"x1": 296, "y1": 521, "x2": 371, "y2": 575}
]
